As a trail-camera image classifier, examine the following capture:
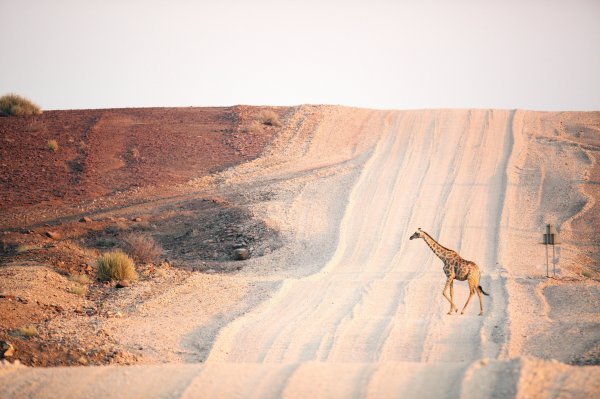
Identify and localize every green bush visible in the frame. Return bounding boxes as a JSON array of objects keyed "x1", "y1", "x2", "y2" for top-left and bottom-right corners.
[
  {"x1": 97, "y1": 251, "x2": 138, "y2": 281},
  {"x1": 0, "y1": 93, "x2": 42, "y2": 116}
]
